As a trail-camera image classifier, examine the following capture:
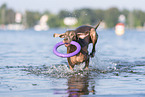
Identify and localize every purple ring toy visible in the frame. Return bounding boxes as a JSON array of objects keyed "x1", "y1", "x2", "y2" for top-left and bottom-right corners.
[{"x1": 53, "y1": 41, "x2": 81, "y2": 58}]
